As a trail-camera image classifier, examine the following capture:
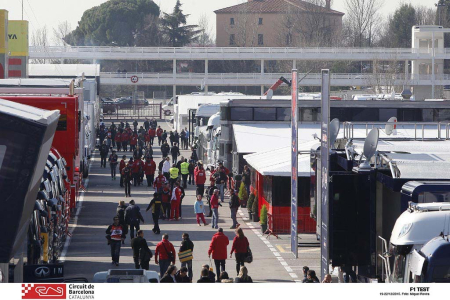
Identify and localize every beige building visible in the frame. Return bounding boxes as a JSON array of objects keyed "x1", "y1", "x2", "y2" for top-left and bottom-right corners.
[{"x1": 215, "y1": 0, "x2": 344, "y2": 47}]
